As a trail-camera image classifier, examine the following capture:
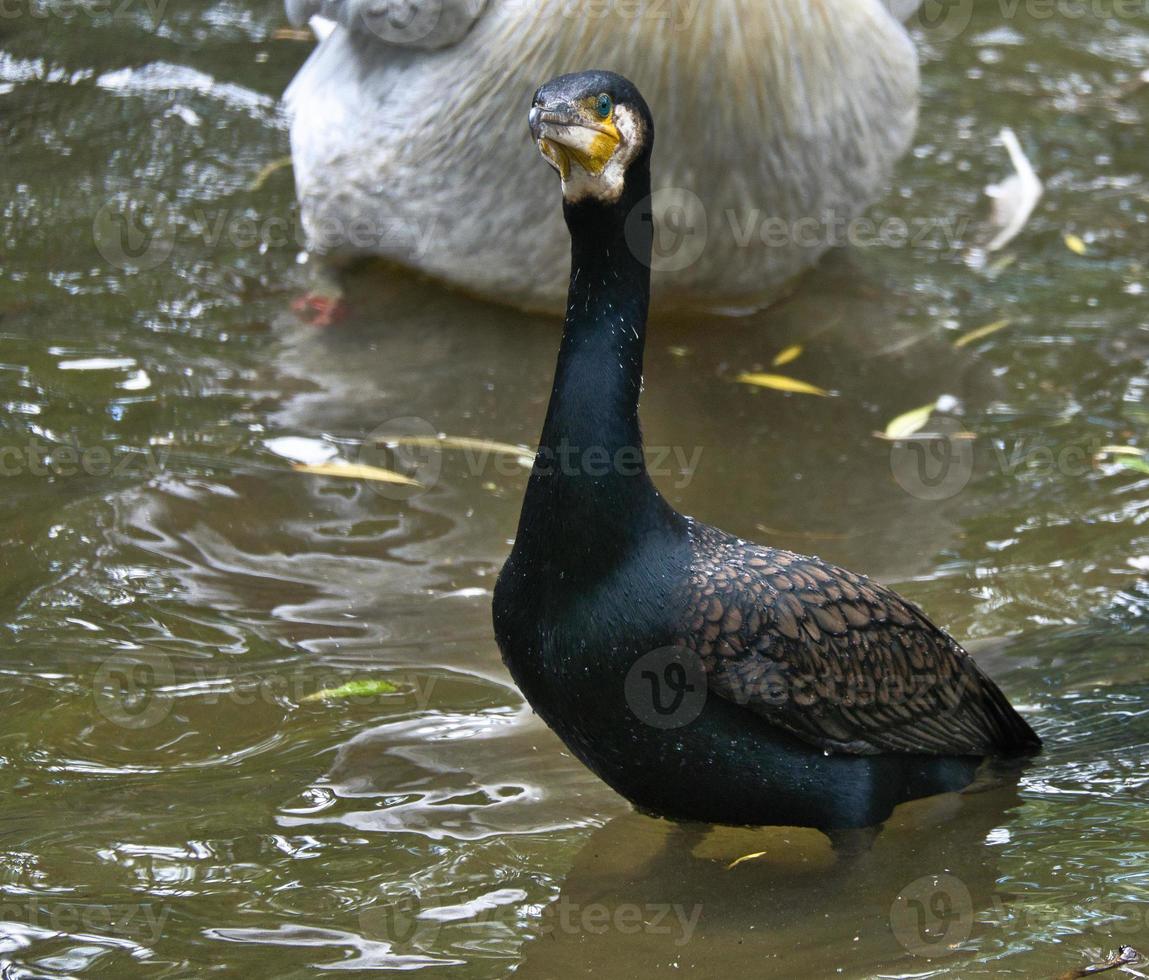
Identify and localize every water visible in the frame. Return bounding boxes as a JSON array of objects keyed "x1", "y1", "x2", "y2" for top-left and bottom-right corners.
[{"x1": 1, "y1": 2, "x2": 1147, "y2": 976}]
